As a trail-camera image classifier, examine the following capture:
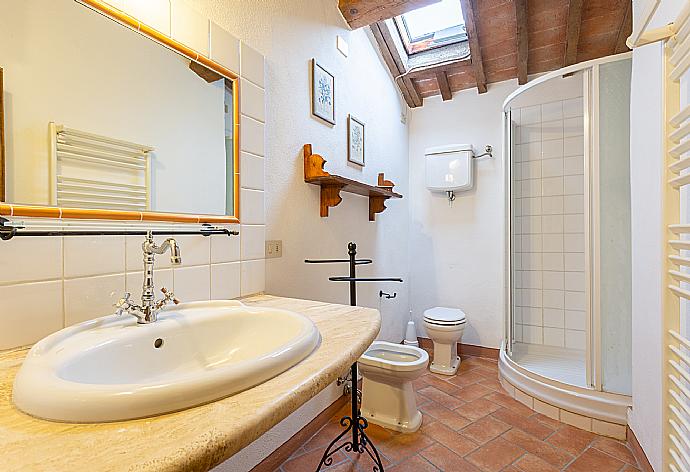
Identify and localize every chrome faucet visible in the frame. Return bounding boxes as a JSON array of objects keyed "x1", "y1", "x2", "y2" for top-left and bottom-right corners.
[{"x1": 115, "y1": 231, "x2": 182, "y2": 324}]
